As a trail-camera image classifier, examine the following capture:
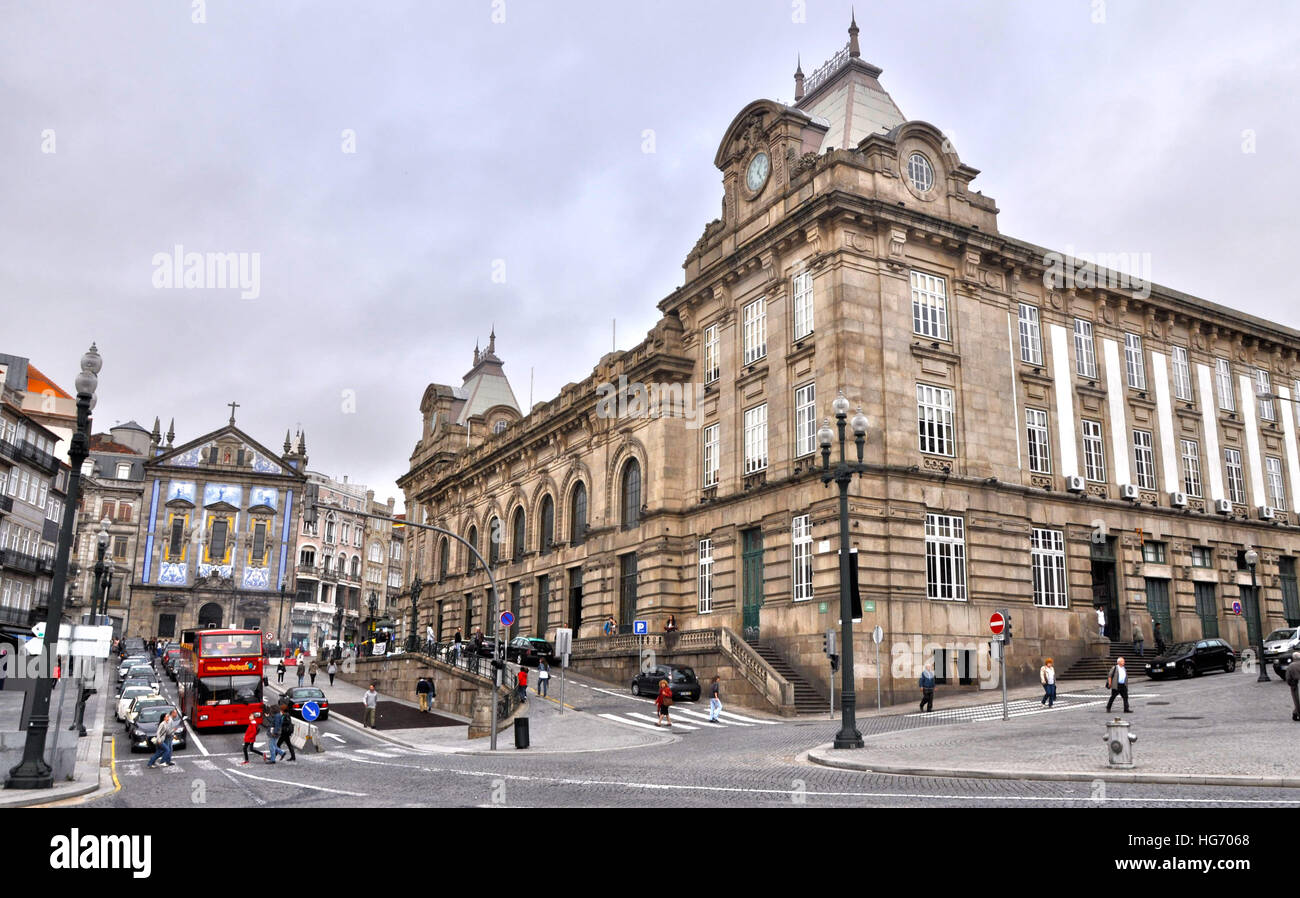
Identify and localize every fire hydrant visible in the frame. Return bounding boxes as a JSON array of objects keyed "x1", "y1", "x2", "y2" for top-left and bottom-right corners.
[{"x1": 1103, "y1": 717, "x2": 1137, "y2": 767}]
